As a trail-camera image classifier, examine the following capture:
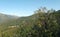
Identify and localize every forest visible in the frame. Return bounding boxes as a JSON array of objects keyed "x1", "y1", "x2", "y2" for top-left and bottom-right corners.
[{"x1": 0, "y1": 7, "x2": 60, "y2": 37}]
